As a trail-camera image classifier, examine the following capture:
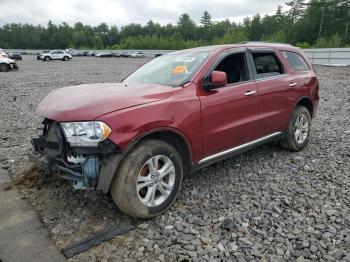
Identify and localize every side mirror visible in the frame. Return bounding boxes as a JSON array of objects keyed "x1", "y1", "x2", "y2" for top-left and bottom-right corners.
[{"x1": 204, "y1": 71, "x2": 227, "y2": 90}]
